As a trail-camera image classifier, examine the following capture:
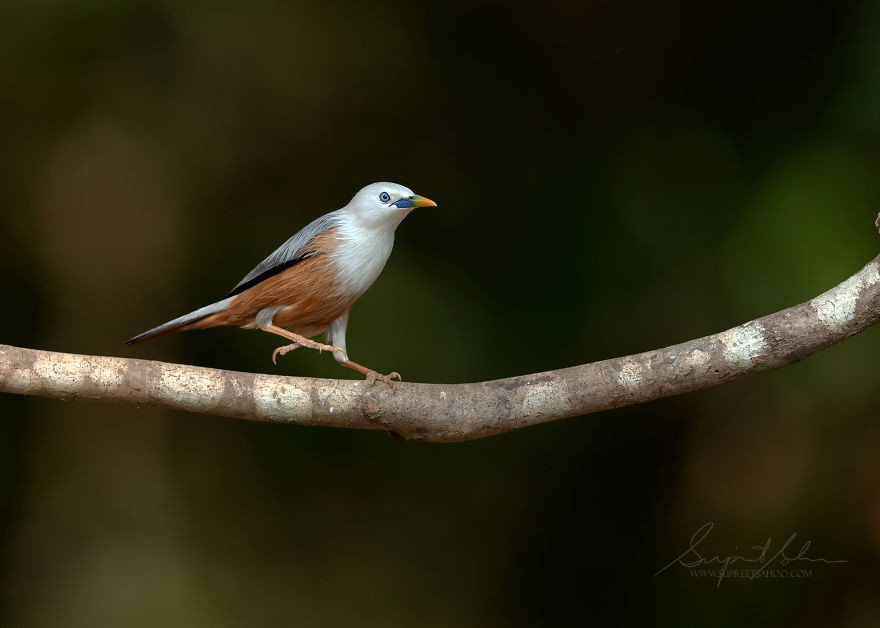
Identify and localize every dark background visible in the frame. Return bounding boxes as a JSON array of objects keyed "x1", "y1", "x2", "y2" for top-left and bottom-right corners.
[{"x1": 2, "y1": 0, "x2": 880, "y2": 625}]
